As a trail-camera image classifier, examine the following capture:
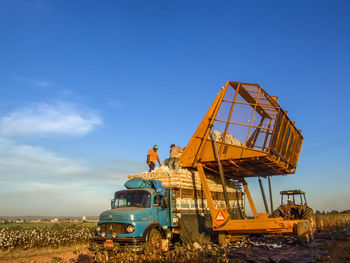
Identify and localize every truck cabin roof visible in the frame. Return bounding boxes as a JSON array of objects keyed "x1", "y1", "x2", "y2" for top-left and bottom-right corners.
[{"x1": 115, "y1": 188, "x2": 155, "y2": 194}]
